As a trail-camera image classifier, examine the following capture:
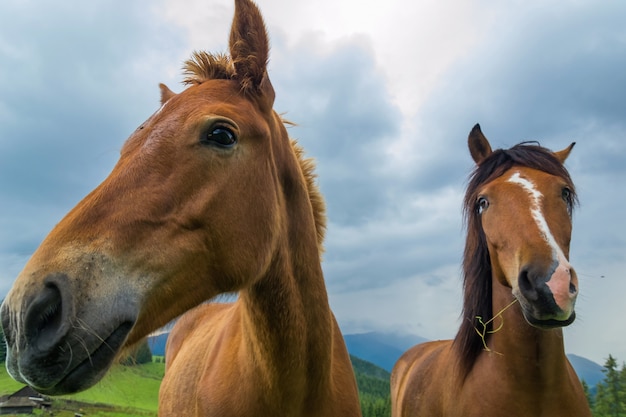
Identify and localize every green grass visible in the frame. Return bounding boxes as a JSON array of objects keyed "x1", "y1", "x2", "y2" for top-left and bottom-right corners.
[
  {"x1": 61, "y1": 363, "x2": 163, "y2": 411},
  {"x1": 0, "y1": 366, "x2": 25, "y2": 393},
  {"x1": 0, "y1": 361, "x2": 164, "y2": 416},
  {"x1": 0, "y1": 355, "x2": 393, "y2": 416}
]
